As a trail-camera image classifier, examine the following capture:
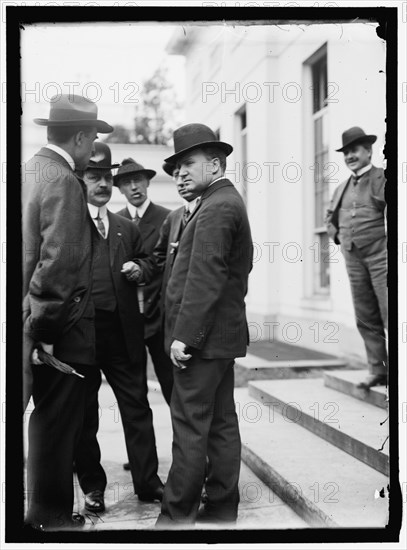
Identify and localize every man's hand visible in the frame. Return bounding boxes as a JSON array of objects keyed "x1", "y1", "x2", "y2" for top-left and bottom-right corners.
[
  {"x1": 121, "y1": 261, "x2": 143, "y2": 283},
  {"x1": 170, "y1": 340, "x2": 192, "y2": 369},
  {"x1": 32, "y1": 342, "x2": 54, "y2": 365}
]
